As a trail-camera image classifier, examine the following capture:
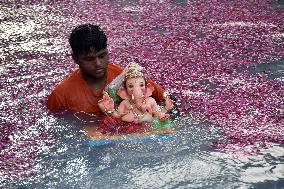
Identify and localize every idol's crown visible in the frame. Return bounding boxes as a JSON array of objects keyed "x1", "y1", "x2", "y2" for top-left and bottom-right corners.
[{"x1": 125, "y1": 63, "x2": 144, "y2": 80}]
